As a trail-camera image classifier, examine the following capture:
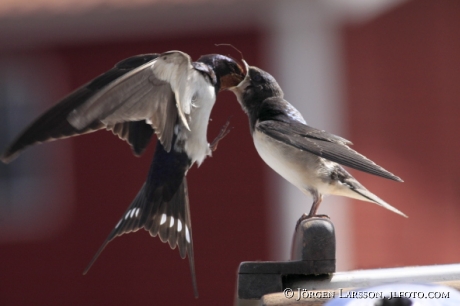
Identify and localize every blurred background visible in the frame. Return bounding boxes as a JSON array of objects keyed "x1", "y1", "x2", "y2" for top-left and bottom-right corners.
[{"x1": 1, "y1": 0, "x2": 459, "y2": 304}]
